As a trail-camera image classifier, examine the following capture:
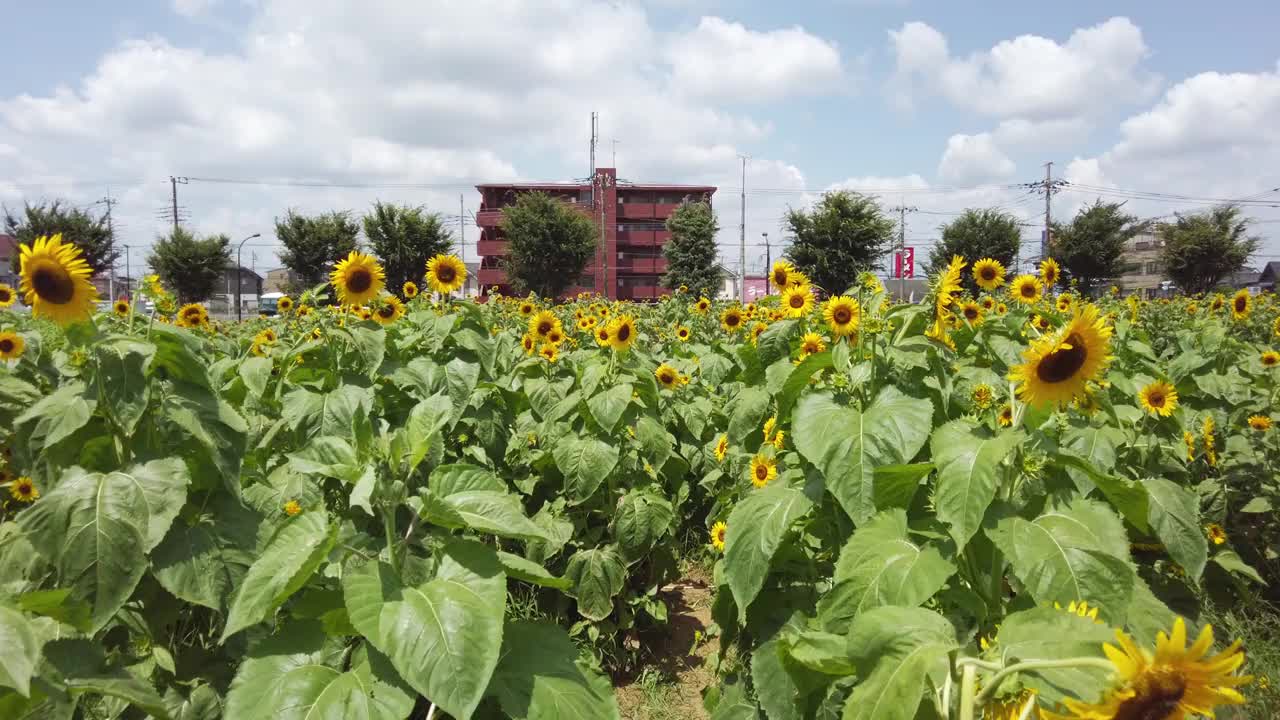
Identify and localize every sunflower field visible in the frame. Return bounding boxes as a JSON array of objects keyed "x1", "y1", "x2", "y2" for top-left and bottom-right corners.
[{"x1": 0, "y1": 233, "x2": 1277, "y2": 720}]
